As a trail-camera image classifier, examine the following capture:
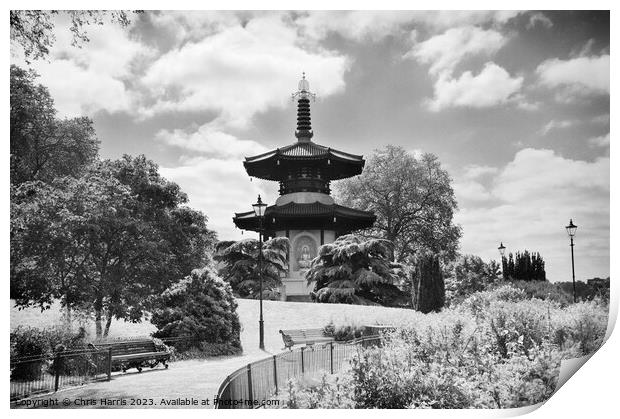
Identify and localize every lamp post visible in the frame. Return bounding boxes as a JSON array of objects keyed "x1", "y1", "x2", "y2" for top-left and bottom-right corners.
[
  {"x1": 565, "y1": 219, "x2": 578, "y2": 303},
  {"x1": 252, "y1": 195, "x2": 267, "y2": 350},
  {"x1": 498, "y1": 242, "x2": 506, "y2": 279}
]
